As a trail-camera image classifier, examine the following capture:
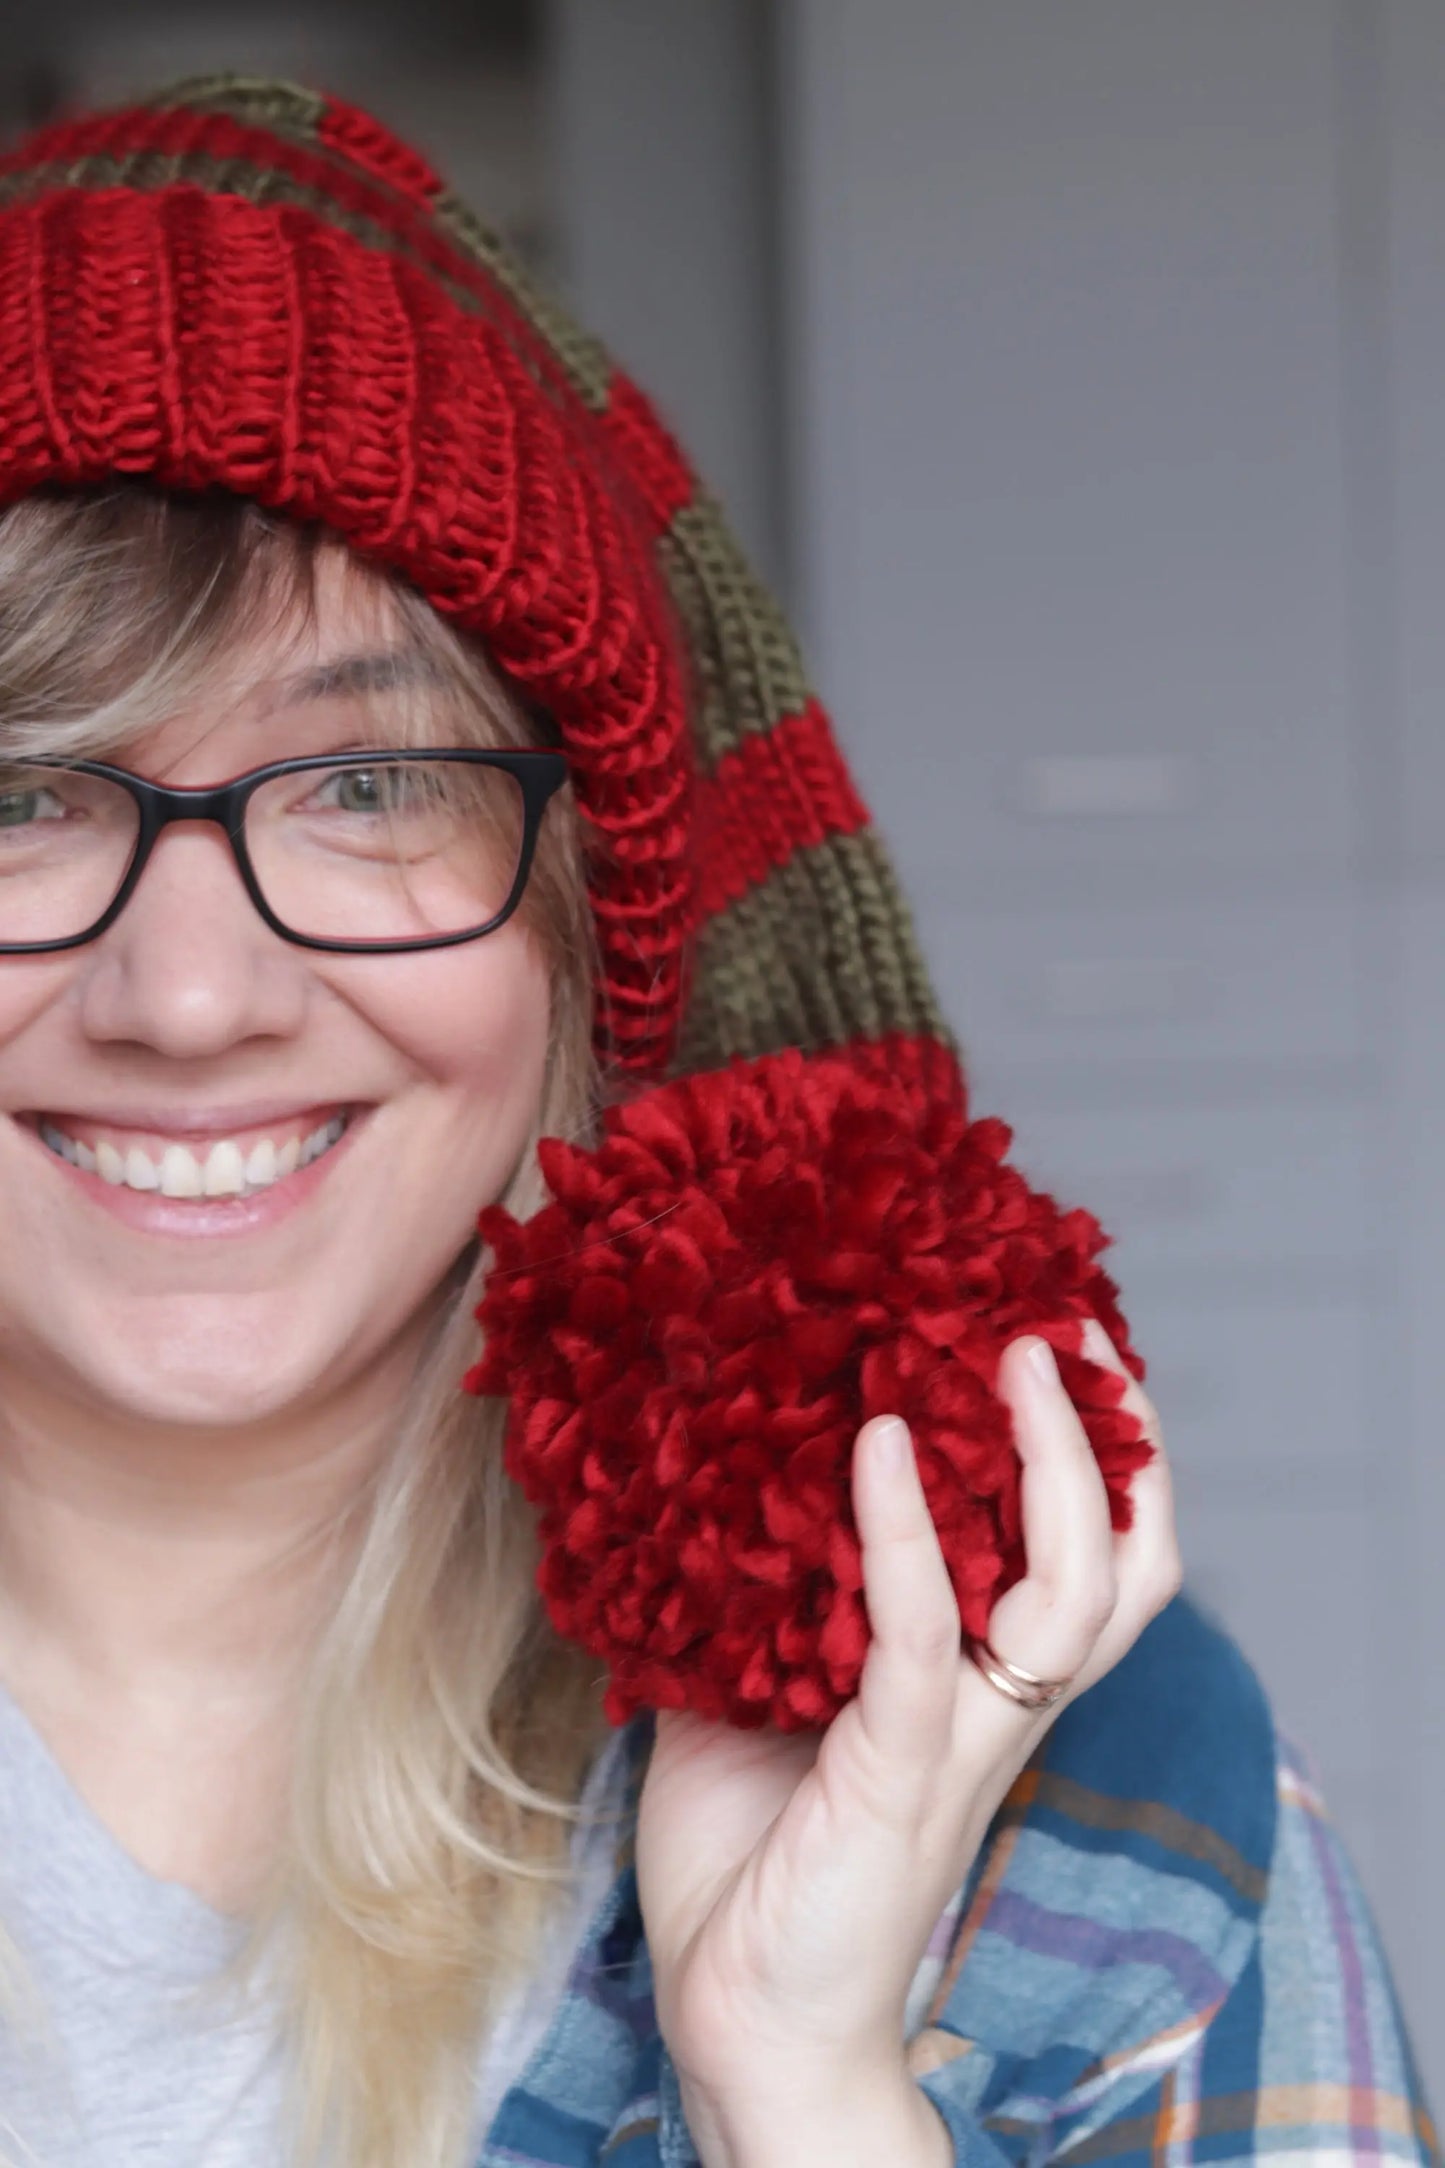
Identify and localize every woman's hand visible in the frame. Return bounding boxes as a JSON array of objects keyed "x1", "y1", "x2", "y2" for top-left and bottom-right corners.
[{"x1": 634, "y1": 1324, "x2": 1182, "y2": 2166}]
